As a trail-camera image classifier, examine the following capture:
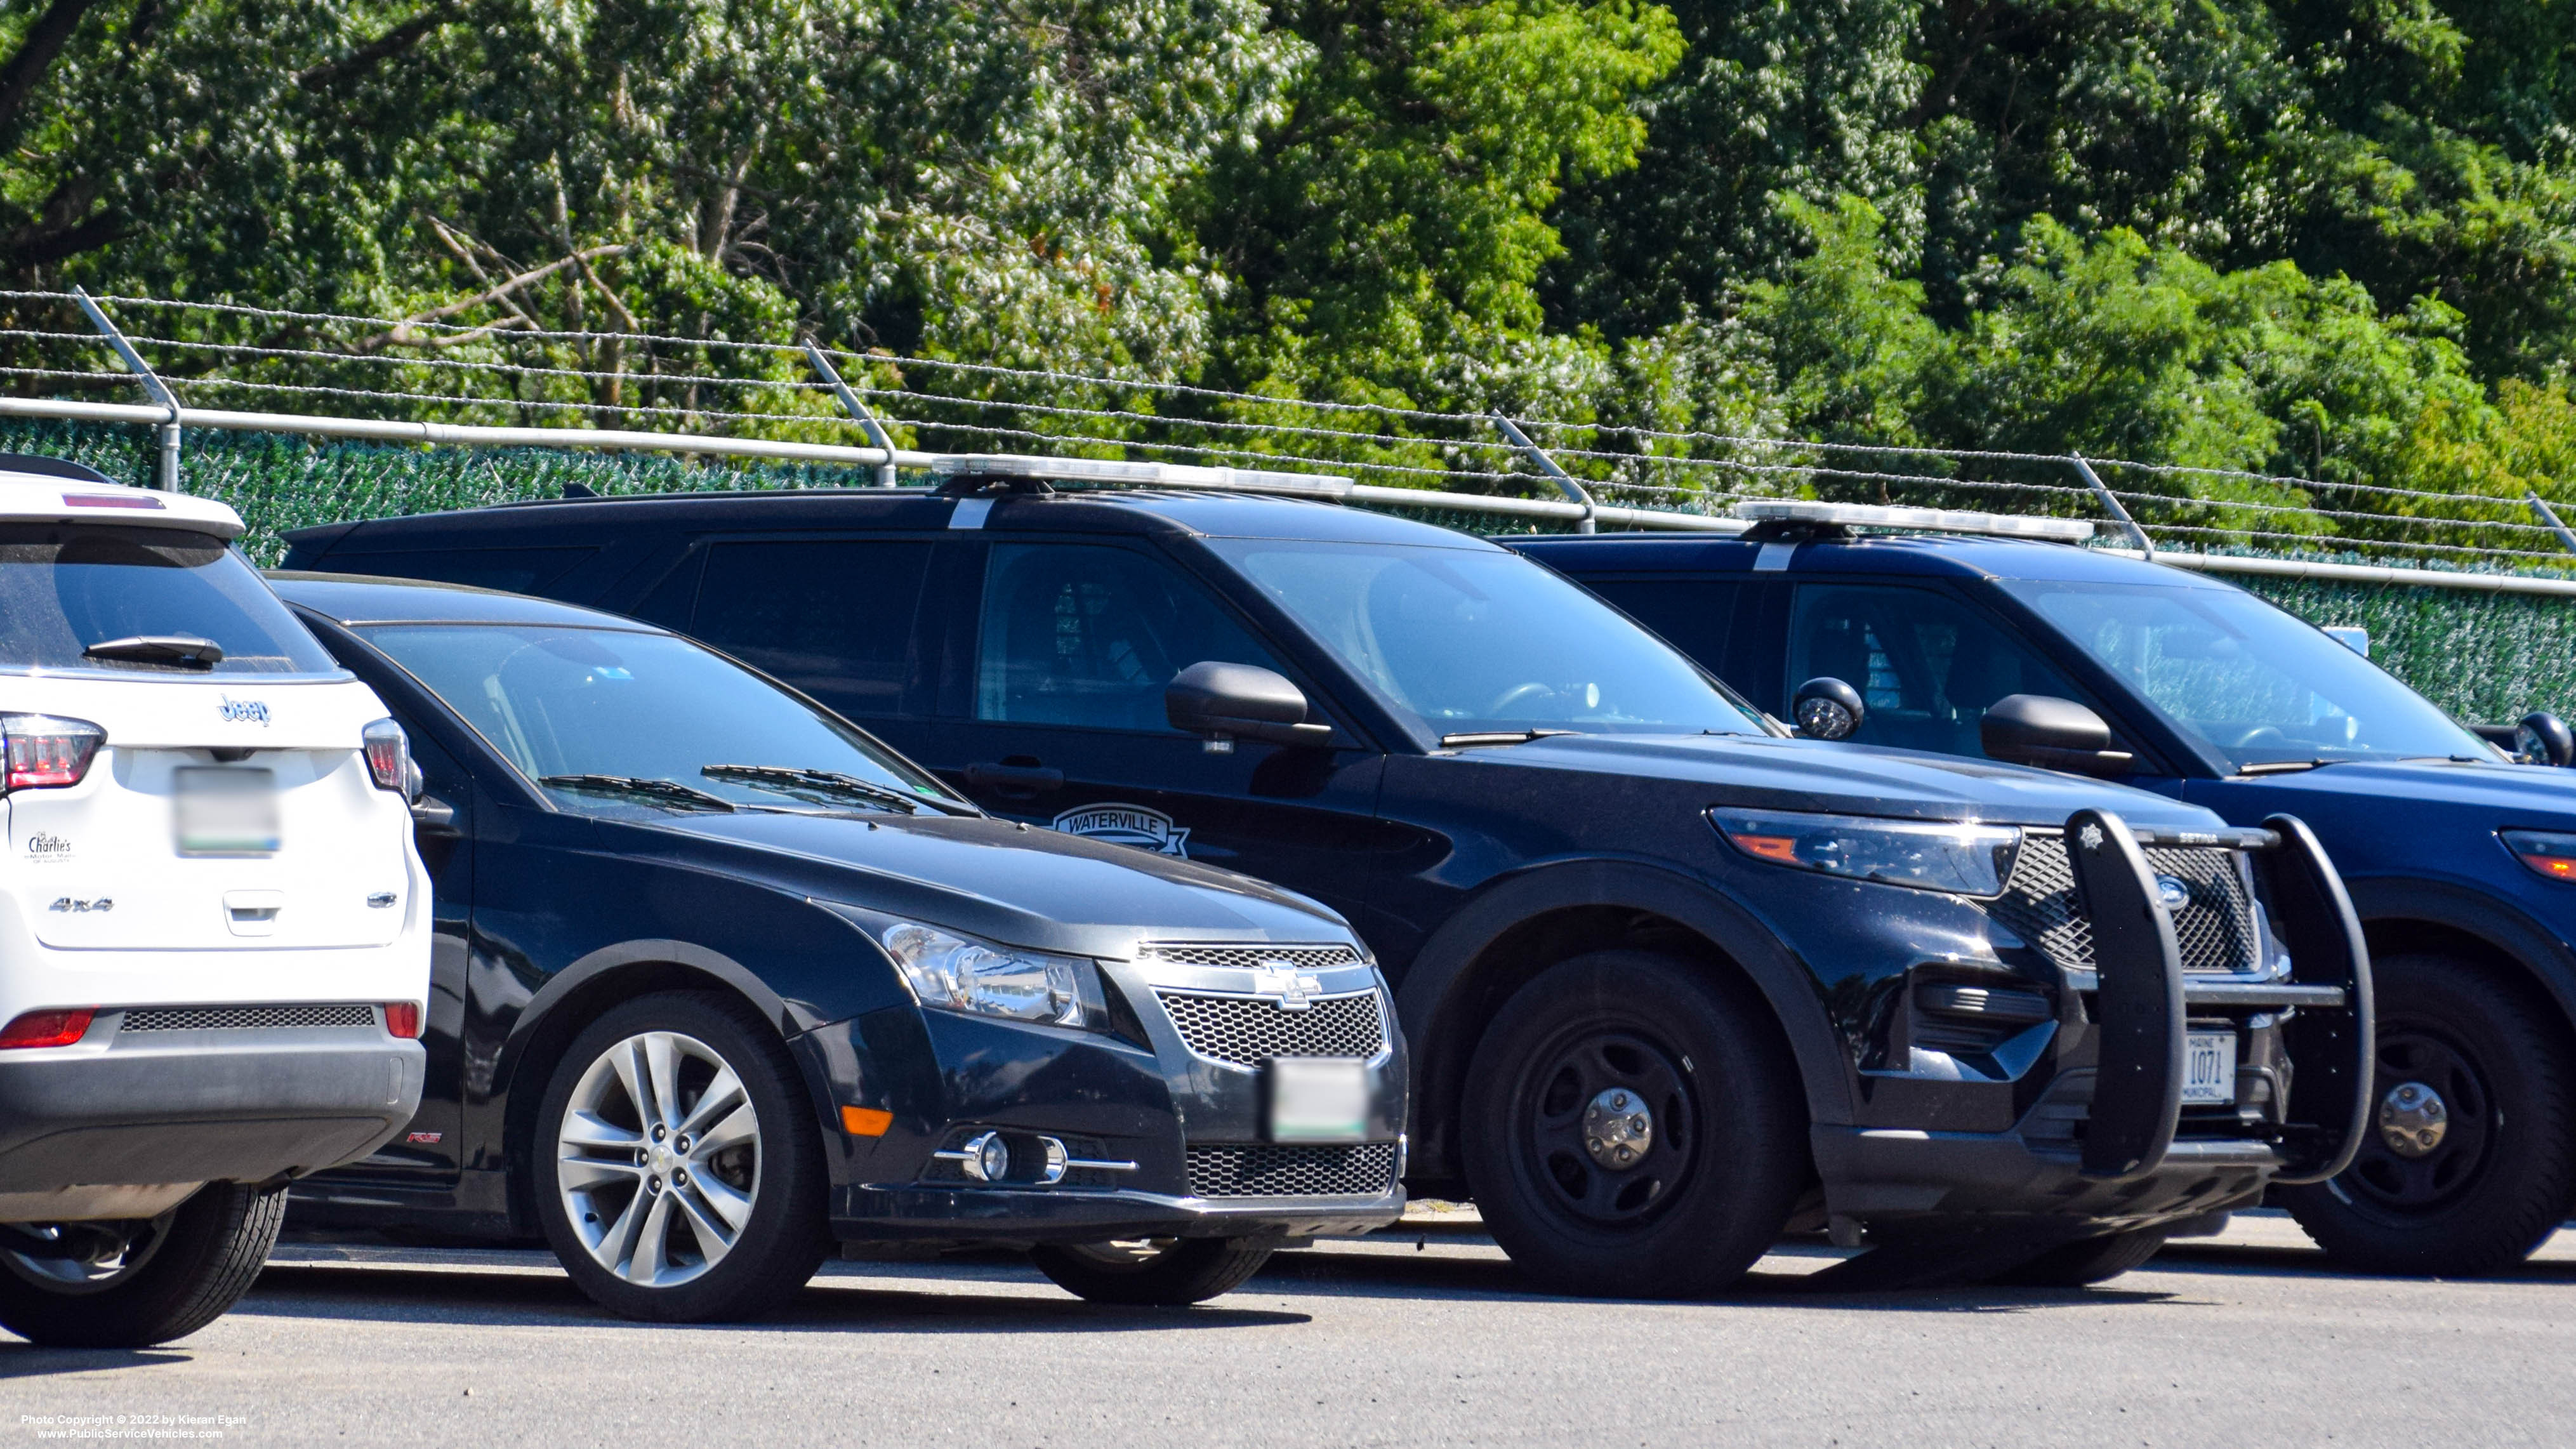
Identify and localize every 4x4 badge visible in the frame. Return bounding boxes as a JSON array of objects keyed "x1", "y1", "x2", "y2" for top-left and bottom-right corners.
[
  {"x1": 218, "y1": 696, "x2": 271, "y2": 726},
  {"x1": 1050, "y1": 803, "x2": 1191, "y2": 859}
]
